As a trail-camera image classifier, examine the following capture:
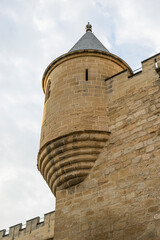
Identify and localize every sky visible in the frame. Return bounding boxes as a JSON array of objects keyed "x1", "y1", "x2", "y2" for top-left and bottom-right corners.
[{"x1": 0, "y1": 0, "x2": 160, "y2": 231}]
